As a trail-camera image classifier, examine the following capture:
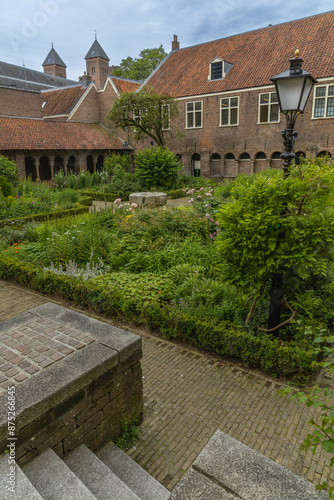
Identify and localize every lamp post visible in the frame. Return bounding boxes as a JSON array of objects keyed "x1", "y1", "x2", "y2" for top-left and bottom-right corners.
[
  {"x1": 271, "y1": 49, "x2": 316, "y2": 177},
  {"x1": 266, "y1": 51, "x2": 316, "y2": 331}
]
